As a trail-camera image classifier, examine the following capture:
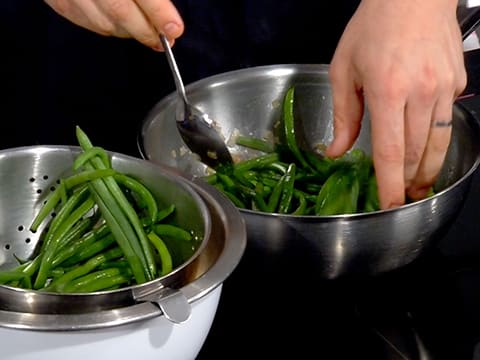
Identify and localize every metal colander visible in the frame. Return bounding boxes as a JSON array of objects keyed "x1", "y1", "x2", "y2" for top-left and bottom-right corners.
[{"x1": 0, "y1": 145, "x2": 212, "y2": 324}]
